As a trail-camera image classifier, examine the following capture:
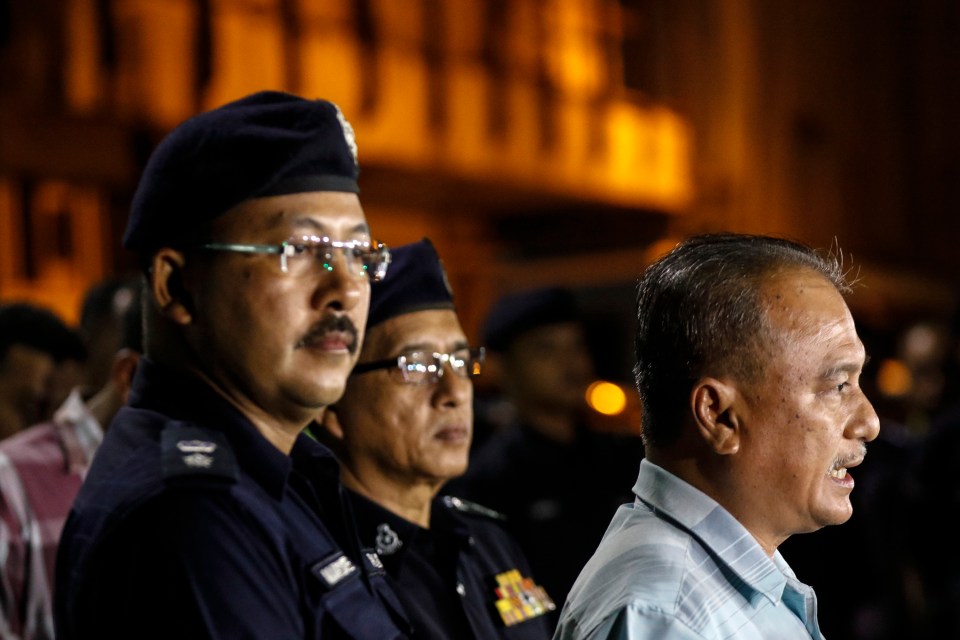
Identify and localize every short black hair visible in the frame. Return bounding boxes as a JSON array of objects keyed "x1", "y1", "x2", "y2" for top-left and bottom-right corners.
[
  {"x1": 634, "y1": 233, "x2": 849, "y2": 448},
  {"x1": 0, "y1": 302, "x2": 86, "y2": 364},
  {"x1": 79, "y1": 275, "x2": 139, "y2": 341}
]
